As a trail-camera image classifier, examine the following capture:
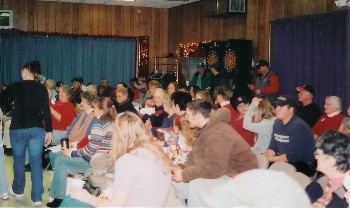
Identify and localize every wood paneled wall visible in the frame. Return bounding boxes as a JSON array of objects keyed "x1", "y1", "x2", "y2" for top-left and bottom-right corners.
[
  {"x1": 2, "y1": 0, "x2": 337, "y2": 73},
  {"x1": 169, "y1": 0, "x2": 337, "y2": 61}
]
